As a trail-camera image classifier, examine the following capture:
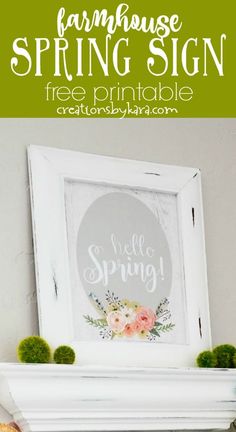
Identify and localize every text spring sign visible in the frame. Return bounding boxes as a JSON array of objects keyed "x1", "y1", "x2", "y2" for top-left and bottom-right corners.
[{"x1": 11, "y1": 4, "x2": 226, "y2": 80}]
